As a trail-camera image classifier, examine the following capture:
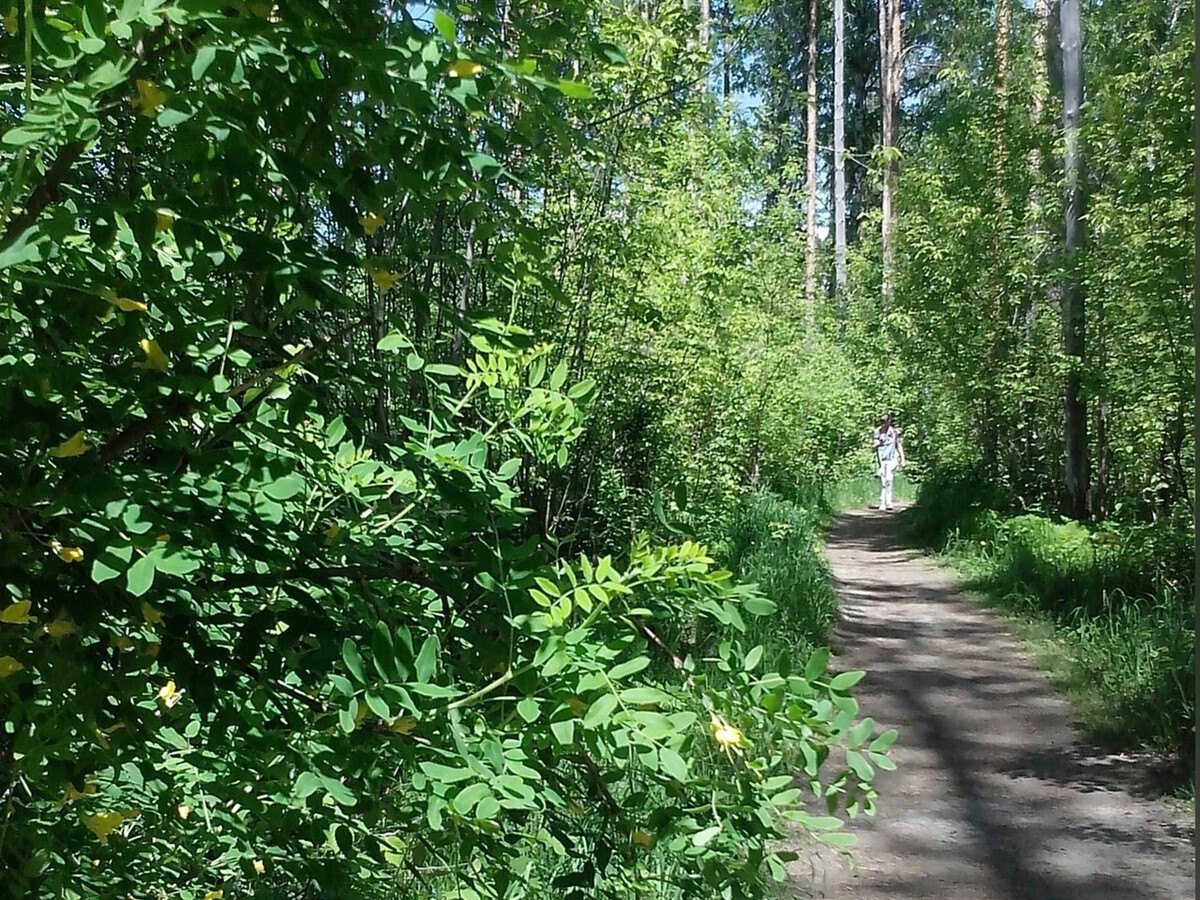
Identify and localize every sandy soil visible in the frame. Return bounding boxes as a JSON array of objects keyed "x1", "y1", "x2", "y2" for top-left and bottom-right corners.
[{"x1": 787, "y1": 506, "x2": 1195, "y2": 900}]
